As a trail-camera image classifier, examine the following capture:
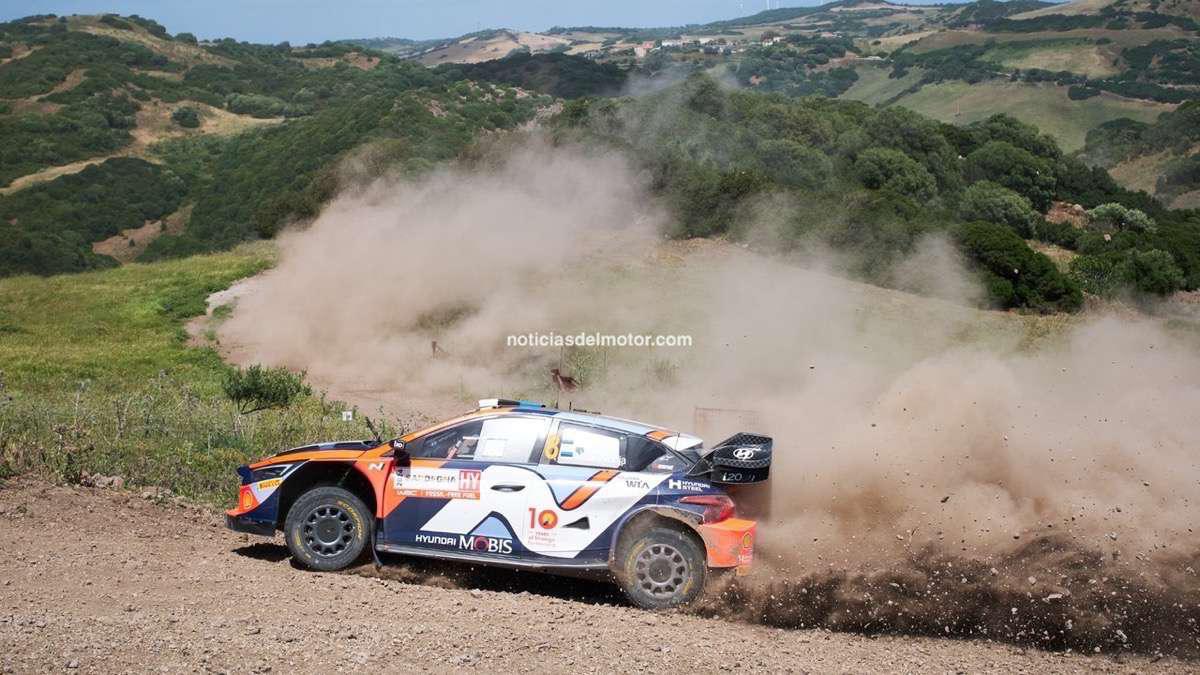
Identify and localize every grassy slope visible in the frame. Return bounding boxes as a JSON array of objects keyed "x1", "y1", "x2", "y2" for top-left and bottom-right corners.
[
  {"x1": 981, "y1": 39, "x2": 1121, "y2": 78},
  {"x1": 840, "y1": 62, "x2": 925, "y2": 105},
  {"x1": 890, "y1": 80, "x2": 1172, "y2": 152},
  {"x1": 906, "y1": 26, "x2": 1191, "y2": 53},
  {"x1": 0, "y1": 244, "x2": 270, "y2": 392},
  {"x1": 0, "y1": 243, "x2": 382, "y2": 502}
]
